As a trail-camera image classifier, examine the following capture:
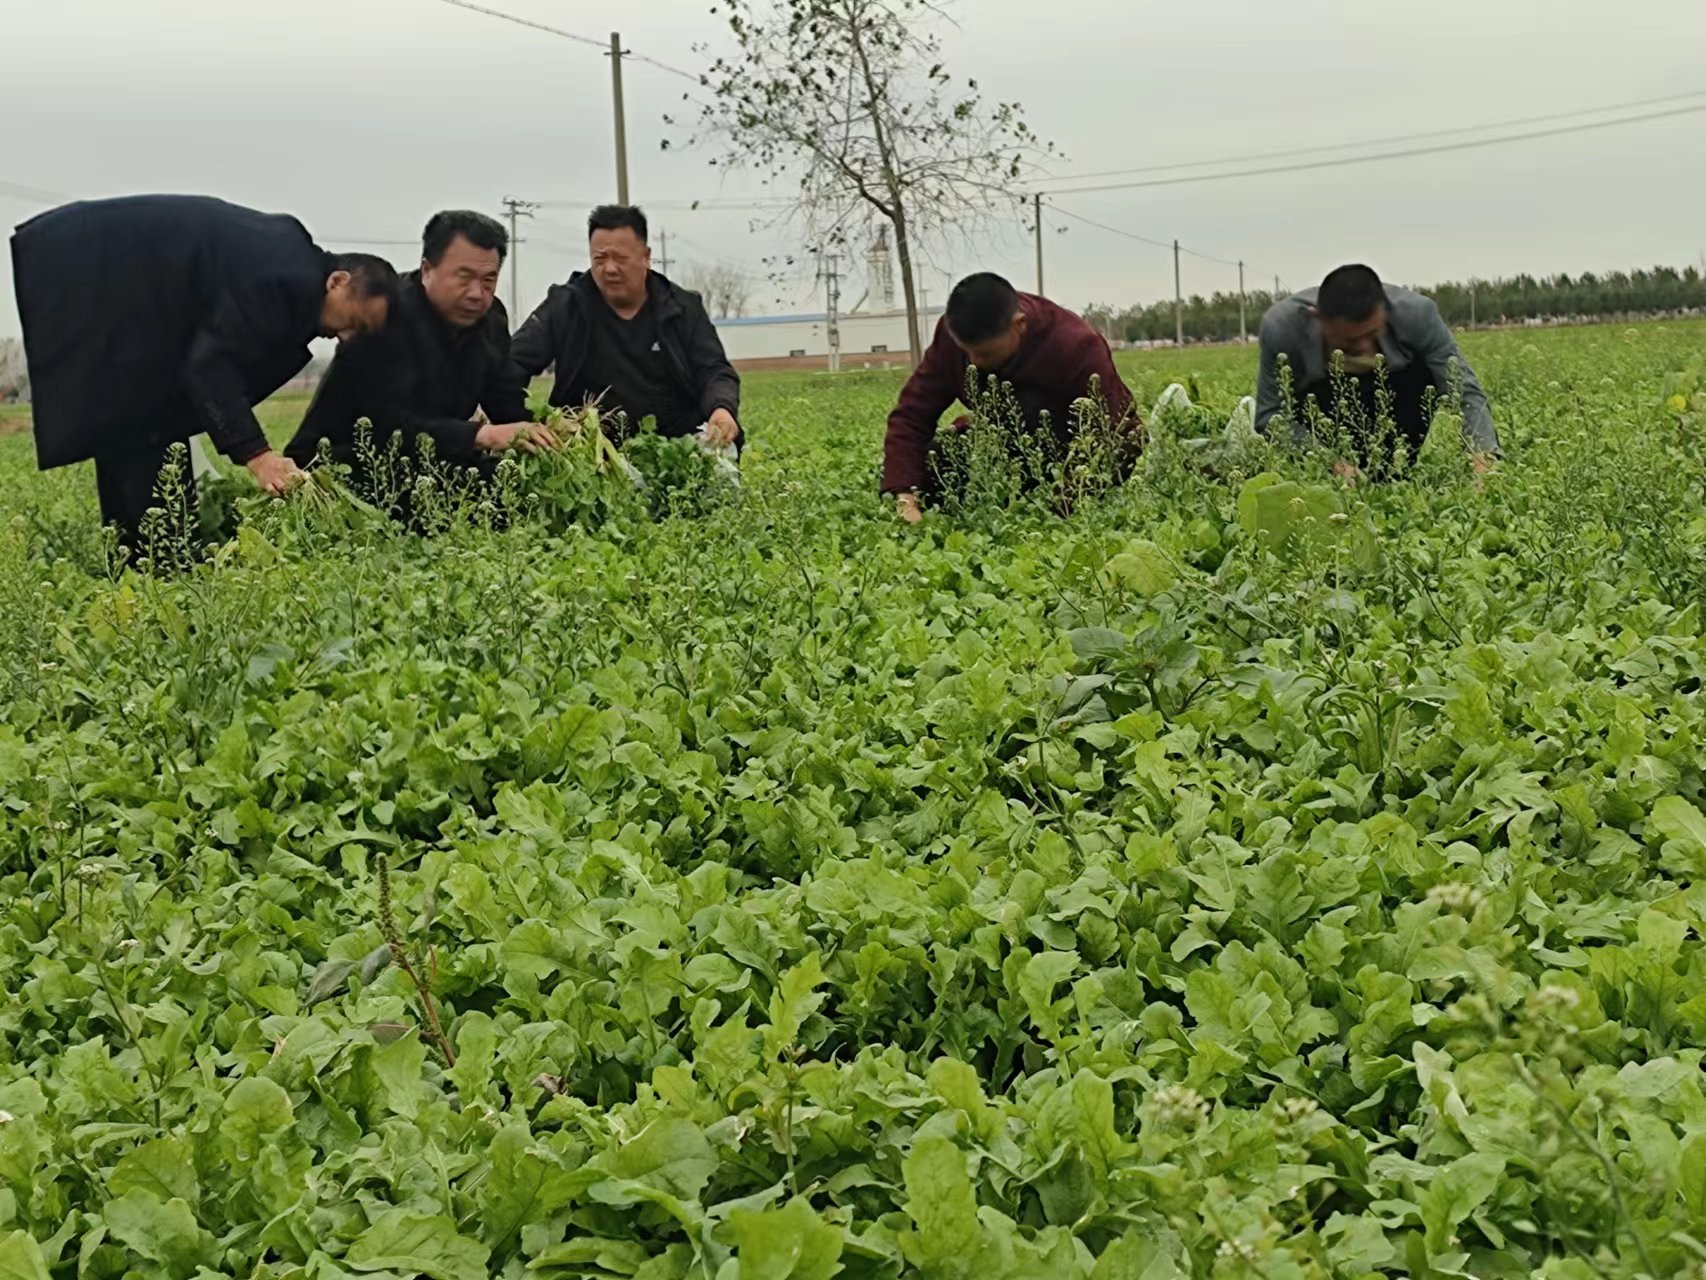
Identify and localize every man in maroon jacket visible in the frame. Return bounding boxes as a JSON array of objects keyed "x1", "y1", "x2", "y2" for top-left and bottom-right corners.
[{"x1": 882, "y1": 273, "x2": 1138, "y2": 522}]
